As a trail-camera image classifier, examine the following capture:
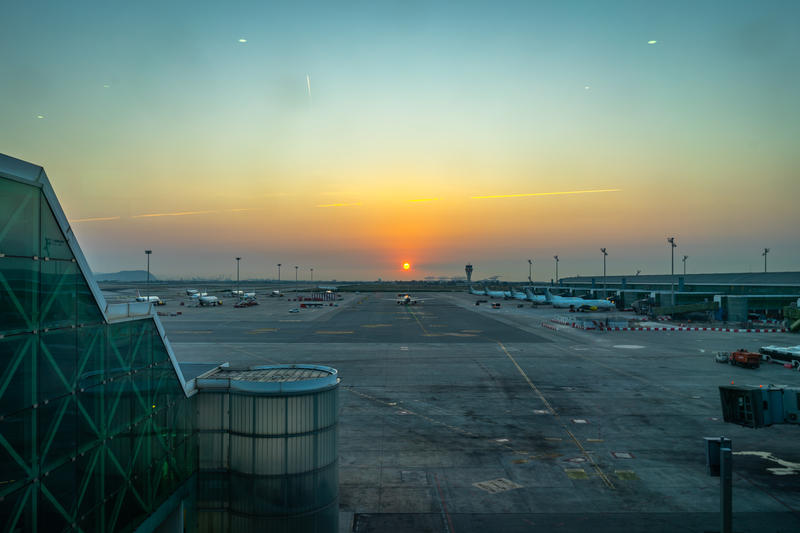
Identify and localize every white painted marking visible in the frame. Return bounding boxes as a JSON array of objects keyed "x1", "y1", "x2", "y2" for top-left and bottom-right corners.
[
  {"x1": 572, "y1": 419, "x2": 588, "y2": 424},
  {"x1": 495, "y1": 438, "x2": 509, "y2": 443},
  {"x1": 734, "y1": 451, "x2": 800, "y2": 475},
  {"x1": 472, "y1": 478, "x2": 523, "y2": 494},
  {"x1": 611, "y1": 451, "x2": 633, "y2": 459},
  {"x1": 613, "y1": 345, "x2": 645, "y2": 349},
  {"x1": 532, "y1": 409, "x2": 549, "y2": 415}
]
